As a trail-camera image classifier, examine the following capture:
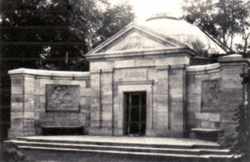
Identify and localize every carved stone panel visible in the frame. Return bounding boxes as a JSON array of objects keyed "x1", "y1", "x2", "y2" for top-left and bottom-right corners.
[
  {"x1": 46, "y1": 85, "x2": 80, "y2": 112},
  {"x1": 201, "y1": 79, "x2": 221, "y2": 112}
]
